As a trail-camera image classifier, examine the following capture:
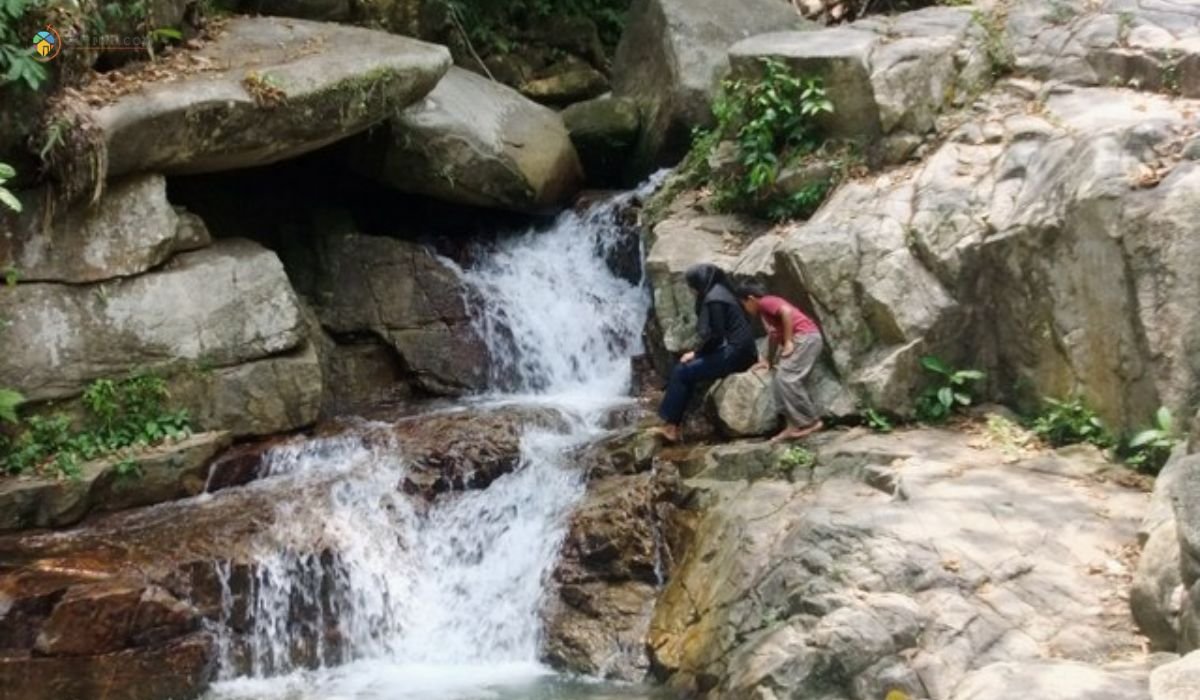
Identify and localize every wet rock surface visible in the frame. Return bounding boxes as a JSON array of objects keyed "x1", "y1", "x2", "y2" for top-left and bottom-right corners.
[{"x1": 542, "y1": 428, "x2": 688, "y2": 681}]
